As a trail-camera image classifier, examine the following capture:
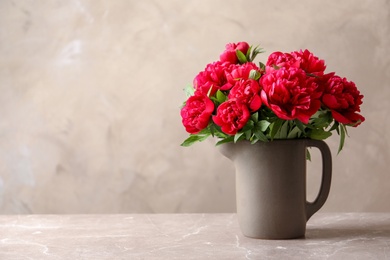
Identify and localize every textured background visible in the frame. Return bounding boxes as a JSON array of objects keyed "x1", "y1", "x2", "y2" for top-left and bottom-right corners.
[{"x1": 0, "y1": 0, "x2": 389, "y2": 214}]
